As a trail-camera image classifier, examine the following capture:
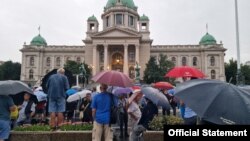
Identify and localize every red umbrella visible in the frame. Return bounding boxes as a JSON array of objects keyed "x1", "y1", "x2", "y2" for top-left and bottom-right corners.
[
  {"x1": 165, "y1": 66, "x2": 205, "y2": 78},
  {"x1": 153, "y1": 82, "x2": 174, "y2": 90},
  {"x1": 91, "y1": 70, "x2": 132, "y2": 87},
  {"x1": 131, "y1": 85, "x2": 141, "y2": 91}
]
